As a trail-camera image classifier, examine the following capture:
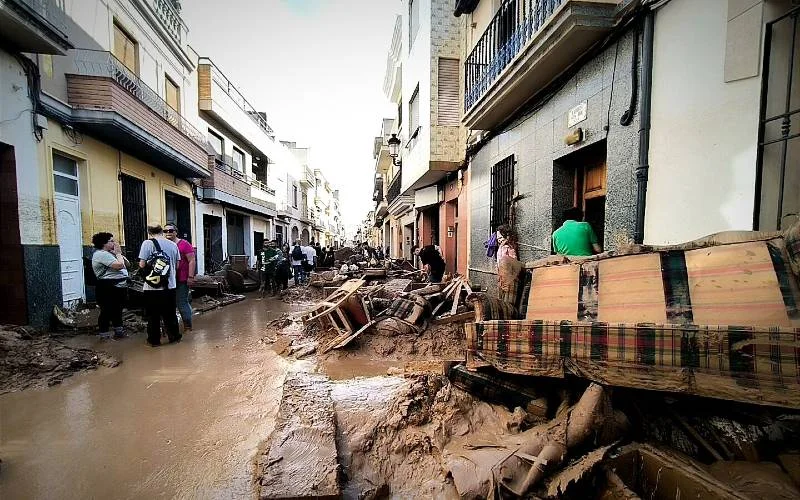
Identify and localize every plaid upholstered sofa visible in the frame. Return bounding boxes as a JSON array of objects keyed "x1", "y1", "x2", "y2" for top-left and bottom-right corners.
[{"x1": 467, "y1": 222, "x2": 800, "y2": 409}]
